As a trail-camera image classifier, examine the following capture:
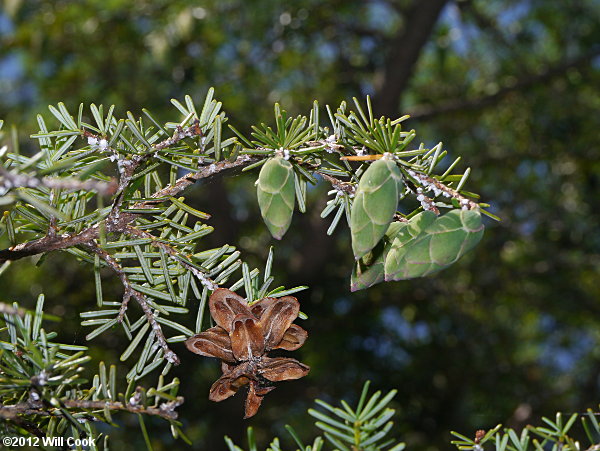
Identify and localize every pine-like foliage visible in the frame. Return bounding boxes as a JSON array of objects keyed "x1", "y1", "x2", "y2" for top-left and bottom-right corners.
[
  {"x1": 0, "y1": 89, "x2": 490, "y2": 445},
  {"x1": 451, "y1": 410, "x2": 600, "y2": 451},
  {"x1": 0, "y1": 296, "x2": 184, "y2": 446},
  {"x1": 224, "y1": 381, "x2": 406, "y2": 451},
  {"x1": 223, "y1": 383, "x2": 600, "y2": 451}
]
